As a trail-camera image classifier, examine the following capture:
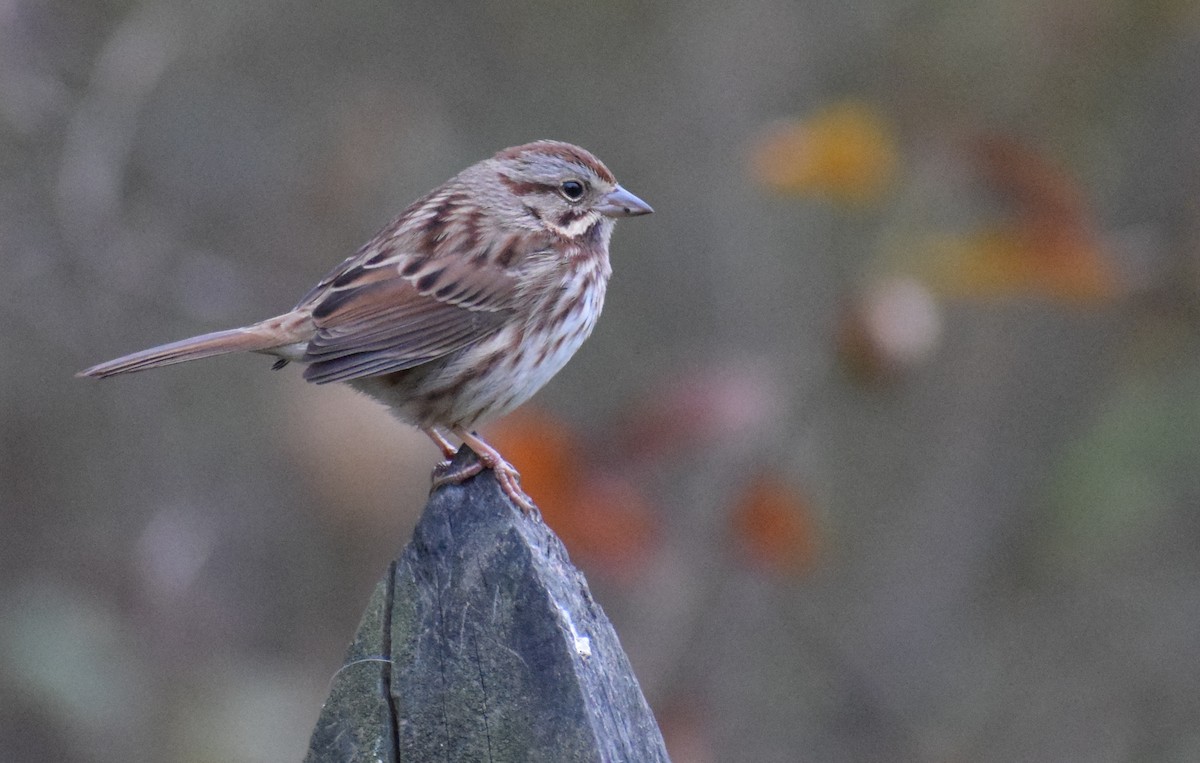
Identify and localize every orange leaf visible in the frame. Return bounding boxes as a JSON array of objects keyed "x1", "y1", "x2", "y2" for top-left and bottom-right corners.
[
  {"x1": 485, "y1": 408, "x2": 583, "y2": 524},
  {"x1": 927, "y1": 226, "x2": 1116, "y2": 303},
  {"x1": 487, "y1": 411, "x2": 658, "y2": 580},
  {"x1": 565, "y1": 475, "x2": 658, "y2": 583},
  {"x1": 972, "y1": 135, "x2": 1087, "y2": 232},
  {"x1": 731, "y1": 474, "x2": 819, "y2": 575},
  {"x1": 924, "y1": 136, "x2": 1119, "y2": 303}
]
